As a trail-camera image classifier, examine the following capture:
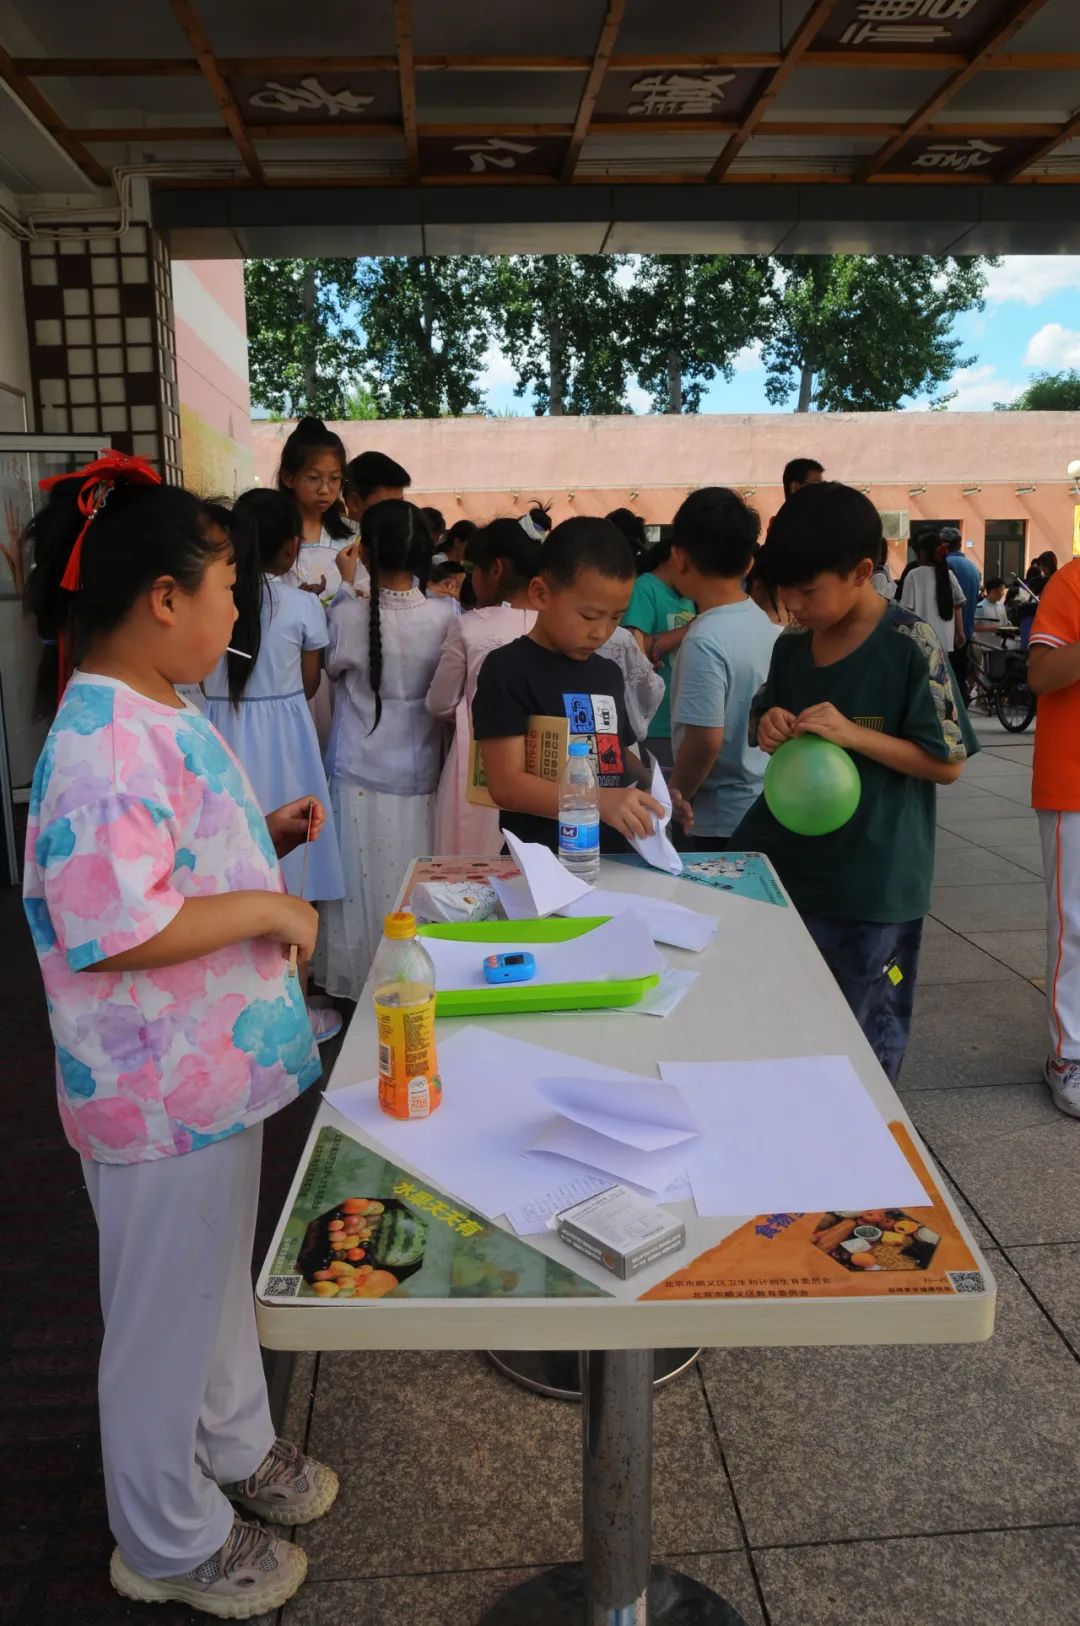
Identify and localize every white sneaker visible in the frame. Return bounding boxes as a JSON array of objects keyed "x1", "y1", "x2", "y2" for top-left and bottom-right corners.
[
  {"x1": 1045, "y1": 1056, "x2": 1080, "y2": 1119},
  {"x1": 308, "y1": 1004, "x2": 342, "y2": 1045},
  {"x1": 110, "y1": 1514, "x2": 307, "y2": 1619}
]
